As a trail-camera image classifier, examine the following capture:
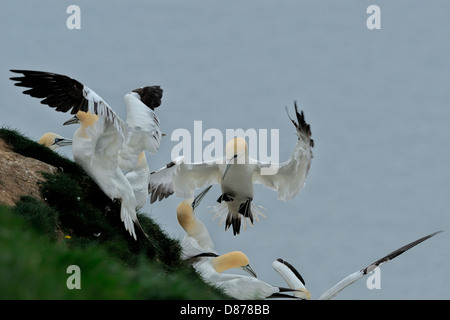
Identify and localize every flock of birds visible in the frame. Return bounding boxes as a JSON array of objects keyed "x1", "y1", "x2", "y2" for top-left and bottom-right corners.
[{"x1": 9, "y1": 69, "x2": 442, "y2": 299}]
